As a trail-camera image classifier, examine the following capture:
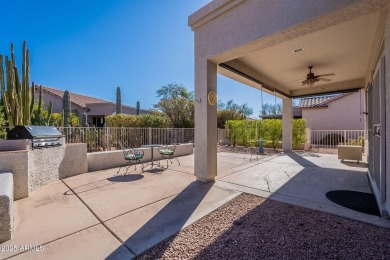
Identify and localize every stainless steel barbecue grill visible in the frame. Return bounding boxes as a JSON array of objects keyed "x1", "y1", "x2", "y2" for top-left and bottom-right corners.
[{"x1": 7, "y1": 125, "x2": 64, "y2": 149}]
